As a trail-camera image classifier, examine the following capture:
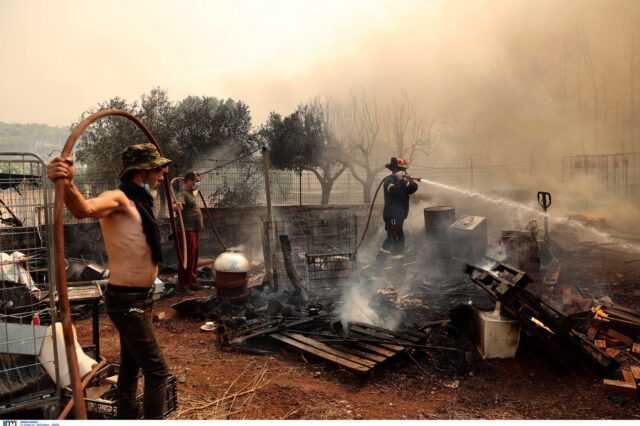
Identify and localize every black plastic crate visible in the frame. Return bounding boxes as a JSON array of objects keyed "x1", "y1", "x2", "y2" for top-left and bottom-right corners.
[{"x1": 64, "y1": 364, "x2": 177, "y2": 419}]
